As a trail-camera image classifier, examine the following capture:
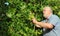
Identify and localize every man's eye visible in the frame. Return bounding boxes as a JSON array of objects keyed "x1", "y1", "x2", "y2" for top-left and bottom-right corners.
[{"x1": 44, "y1": 10, "x2": 46, "y2": 11}]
